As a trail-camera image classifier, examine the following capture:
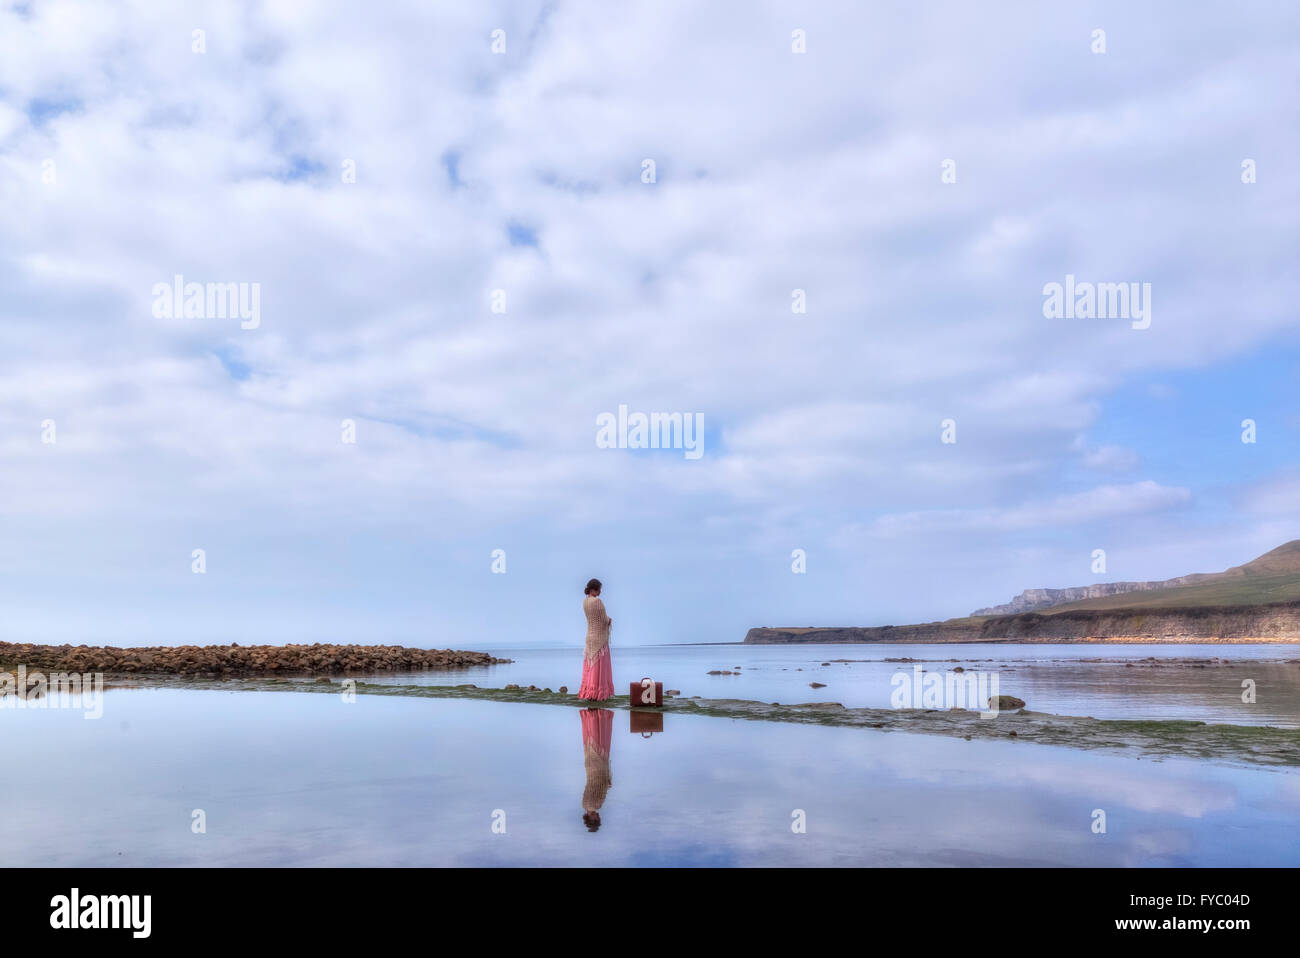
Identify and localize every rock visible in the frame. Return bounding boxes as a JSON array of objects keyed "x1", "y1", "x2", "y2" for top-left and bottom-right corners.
[
  {"x1": 821, "y1": 662, "x2": 830, "y2": 666},
  {"x1": 989, "y1": 695, "x2": 1027, "y2": 710},
  {"x1": 809, "y1": 682, "x2": 827, "y2": 688},
  {"x1": 559, "y1": 686, "x2": 568, "y2": 694},
  {"x1": 952, "y1": 666, "x2": 964, "y2": 673}
]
